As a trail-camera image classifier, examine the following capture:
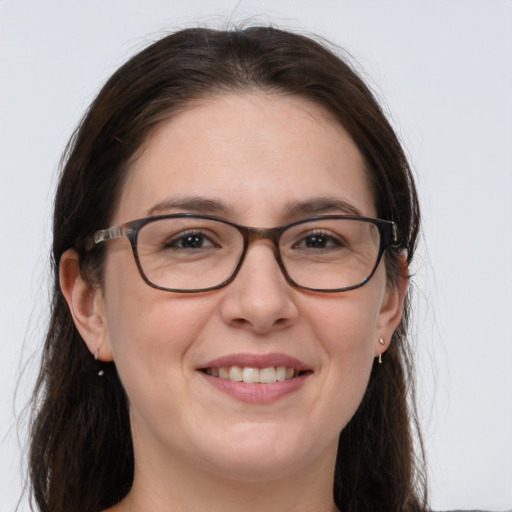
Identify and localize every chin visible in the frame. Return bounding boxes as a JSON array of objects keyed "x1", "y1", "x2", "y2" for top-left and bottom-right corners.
[{"x1": 192, "y1": 422, "x2": 333, "y2": 481}]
